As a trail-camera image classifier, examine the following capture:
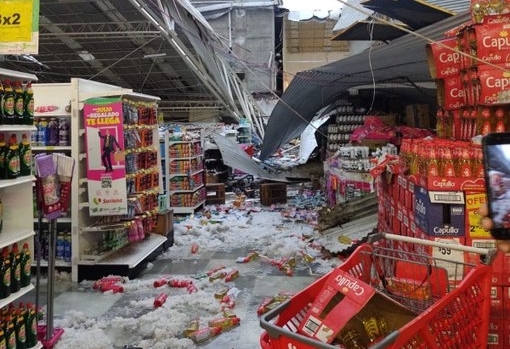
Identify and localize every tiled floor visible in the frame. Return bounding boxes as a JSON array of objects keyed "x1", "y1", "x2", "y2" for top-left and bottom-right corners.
[{"x1": 23, "y1": 246, "x2": 321, "y2": 349}]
